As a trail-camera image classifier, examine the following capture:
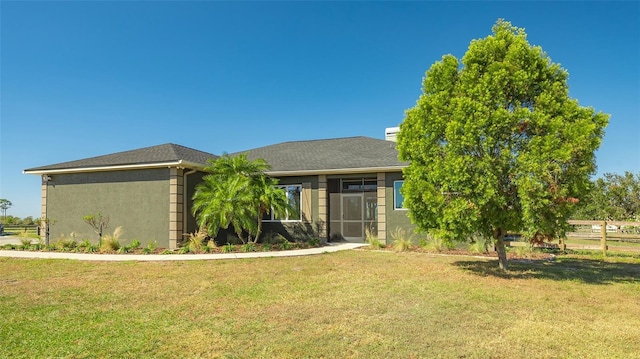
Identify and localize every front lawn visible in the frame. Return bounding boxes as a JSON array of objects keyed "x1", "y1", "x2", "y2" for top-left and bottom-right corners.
[{"x1": 1, "y1": 251, "x2": 639, "y2": 358}]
